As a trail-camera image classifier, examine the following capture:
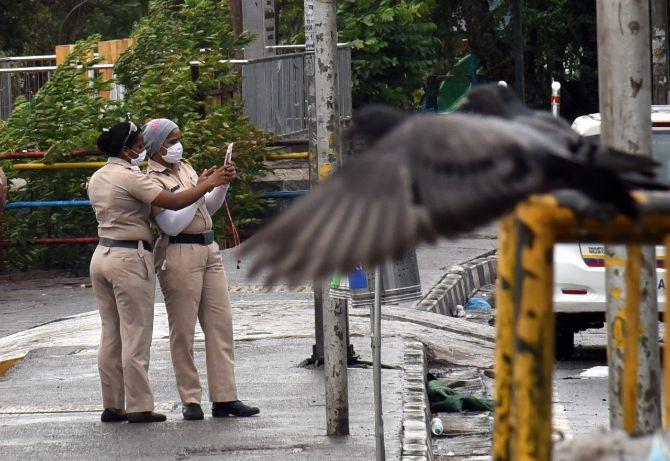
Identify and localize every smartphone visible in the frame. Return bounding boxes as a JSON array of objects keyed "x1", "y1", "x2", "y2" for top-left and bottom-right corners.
[{"x1": 224, "y1": 142, "x2": 233, "y2": 166}]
